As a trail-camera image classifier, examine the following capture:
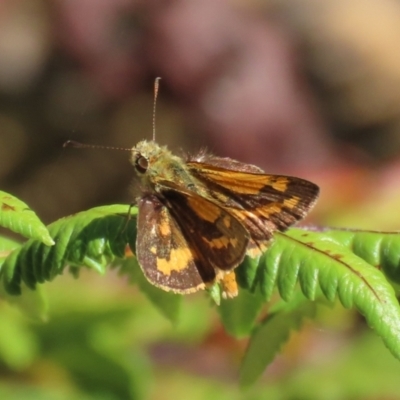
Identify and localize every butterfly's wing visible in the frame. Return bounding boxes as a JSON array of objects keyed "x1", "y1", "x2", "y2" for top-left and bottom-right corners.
[
  {"x1": 187, "y1": 157, "x2": 319, "y2": 254},
  {"x1": 137, "y1": 186, "x2": 249, "y2": 294},
  {"x1": 137, "y1": 195, "x2": 207, "y2": 294},
  {"x1": 157, "y1": 181, "x2": 249, "y2": 272}
]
